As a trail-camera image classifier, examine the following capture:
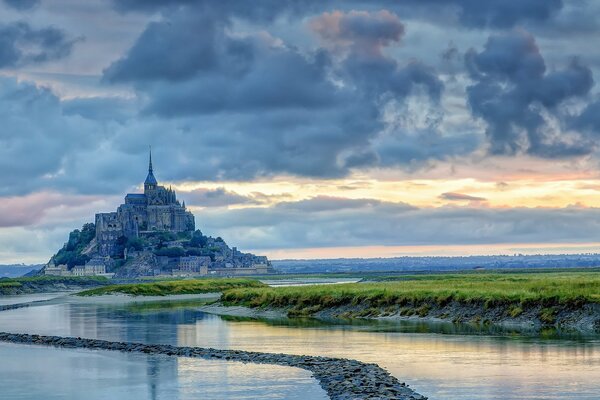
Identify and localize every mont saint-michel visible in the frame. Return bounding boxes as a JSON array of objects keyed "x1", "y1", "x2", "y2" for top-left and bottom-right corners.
[{"x1": 44, "y1": 152, "x2": 273, "y2": 278}]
